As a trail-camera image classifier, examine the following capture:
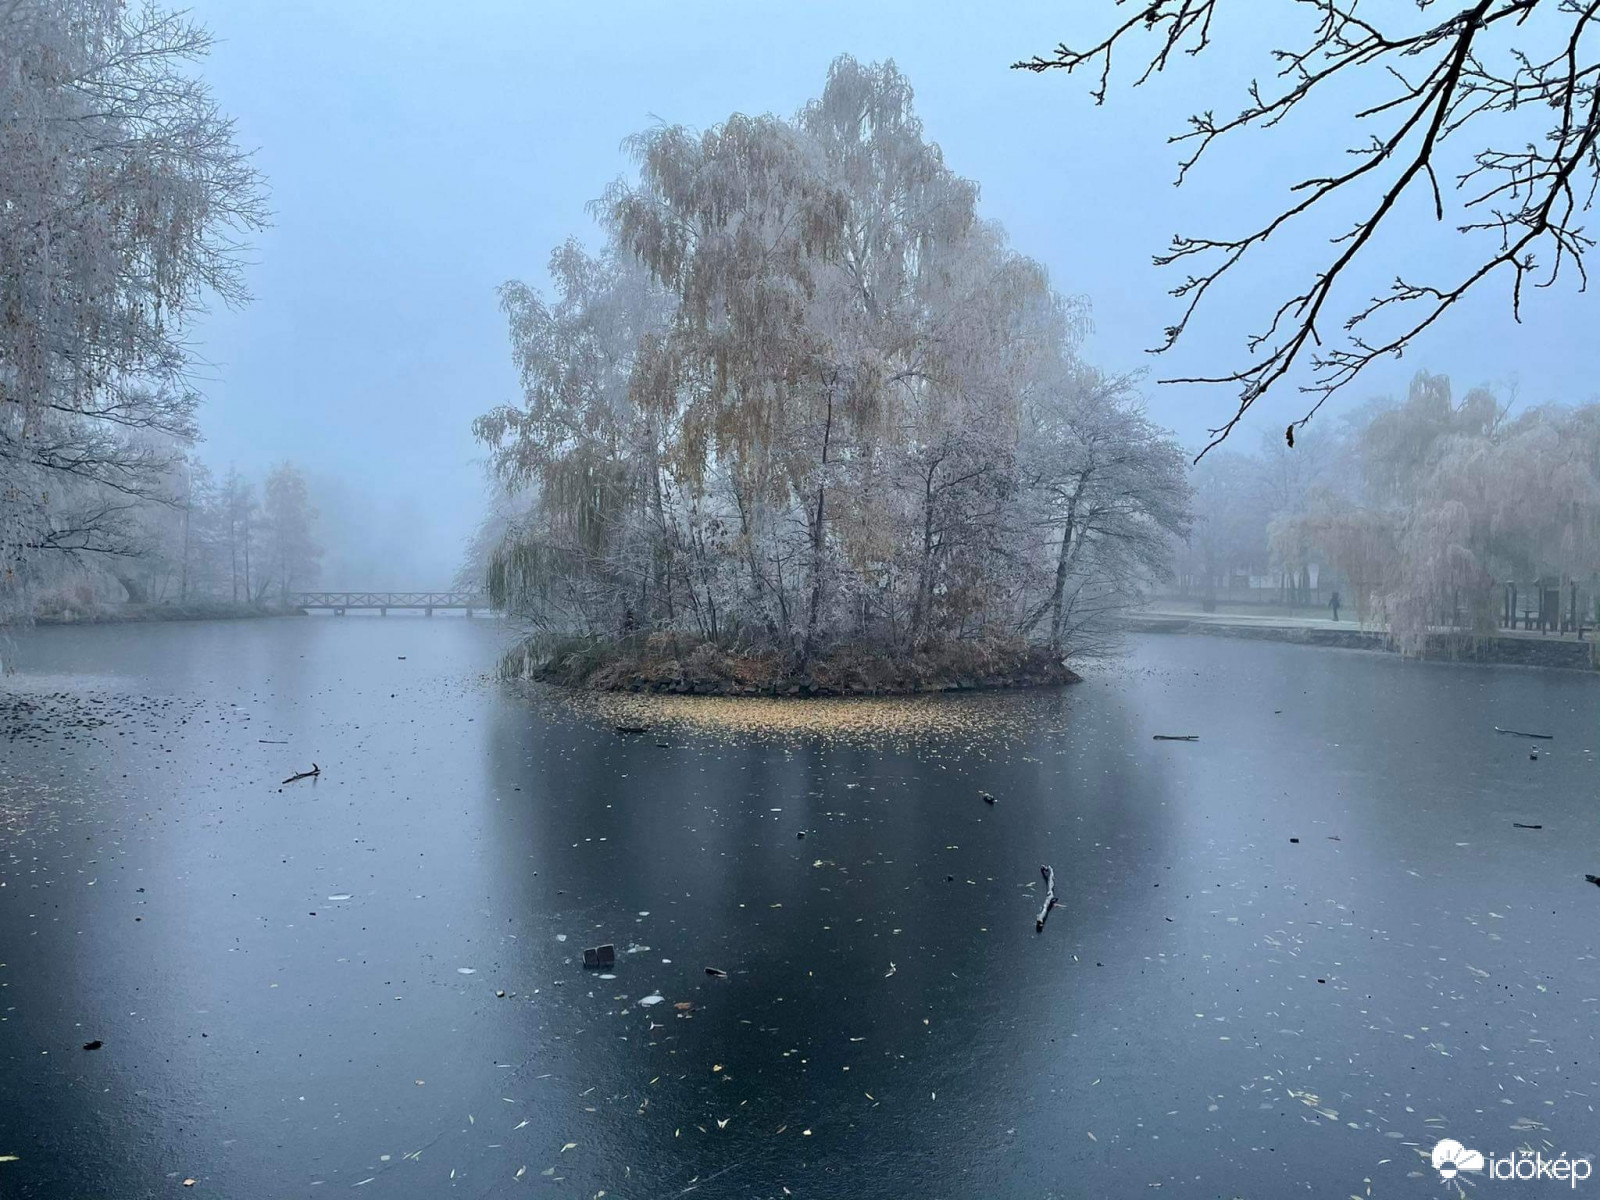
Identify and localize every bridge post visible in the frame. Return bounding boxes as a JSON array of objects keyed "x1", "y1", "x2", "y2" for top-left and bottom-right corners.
[
  {"x1": 466, "y1": 607, "x2": 473, "y2": 618},
  {"x1": 425, "y1": 605, "x2": 433, "y2": 617},
  {"x1": 380, "y1": 606, "x2": 387, "y2": 617}
]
